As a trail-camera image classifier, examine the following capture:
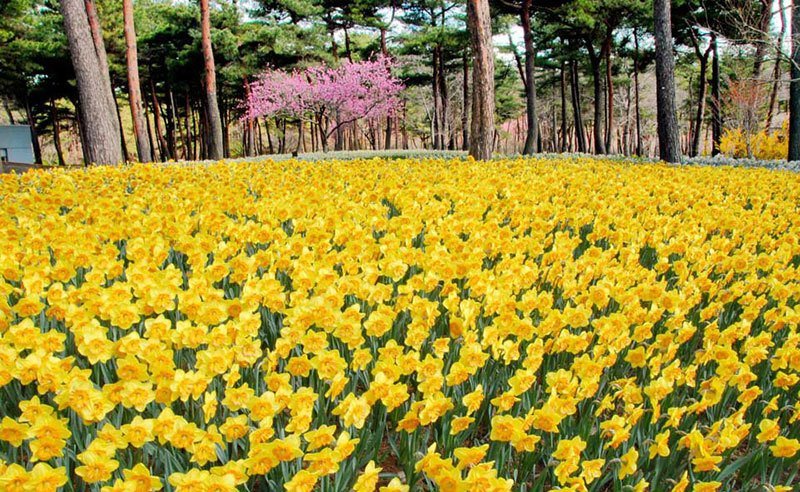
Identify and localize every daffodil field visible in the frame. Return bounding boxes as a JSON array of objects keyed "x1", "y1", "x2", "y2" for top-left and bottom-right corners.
[{"x1": 1, "y1": 157, "x2": 800, "y2": 492}]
